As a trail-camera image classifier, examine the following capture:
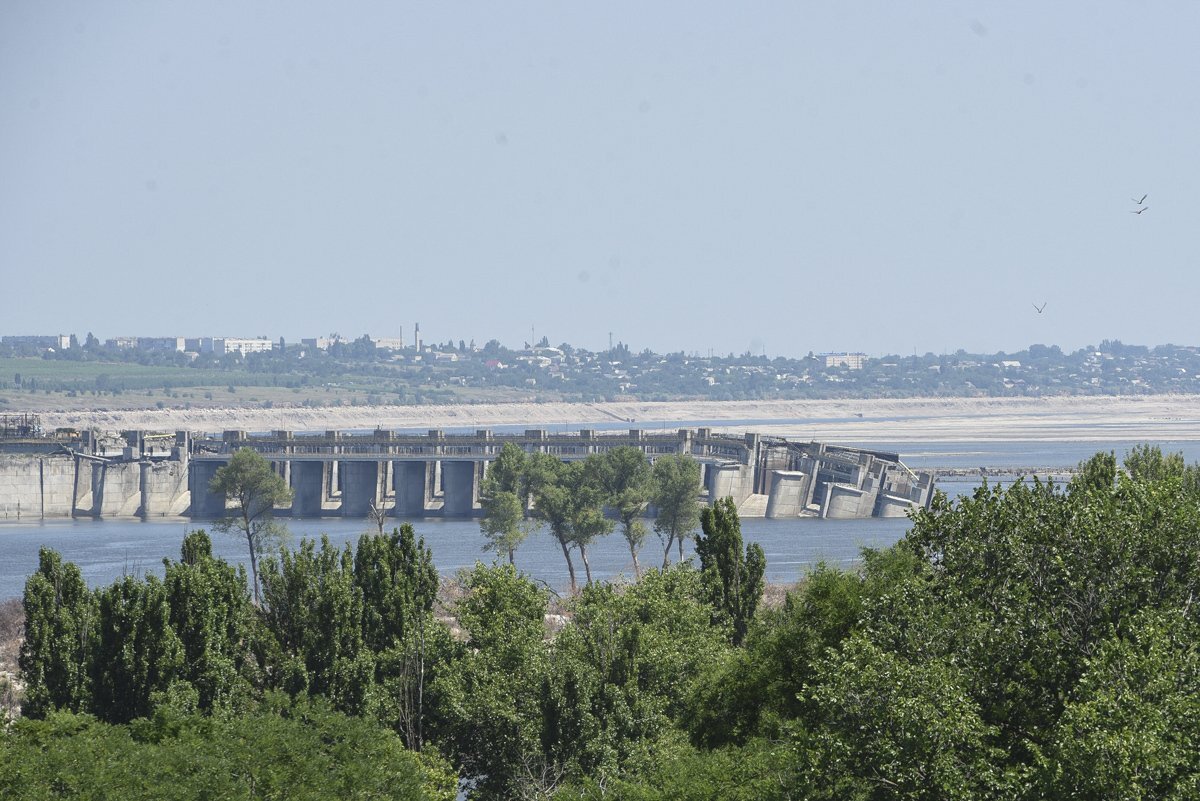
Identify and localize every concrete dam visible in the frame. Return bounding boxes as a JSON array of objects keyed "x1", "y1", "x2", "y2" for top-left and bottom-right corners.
[{"x1": 0, "y1": 425, "x2": 935, "y2": 521}]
